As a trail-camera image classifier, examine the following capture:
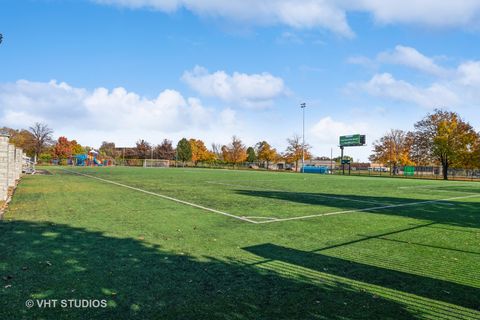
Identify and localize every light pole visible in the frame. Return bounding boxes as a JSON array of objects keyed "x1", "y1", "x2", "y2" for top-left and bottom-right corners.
[{"x1": 300, "y1": 102, "x2": 306, "y2": 173}]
